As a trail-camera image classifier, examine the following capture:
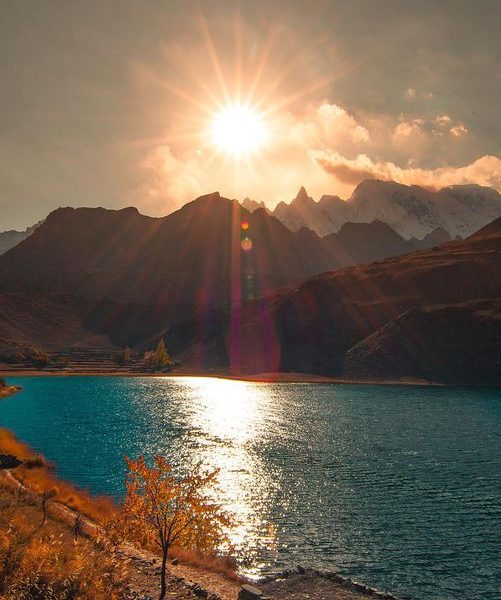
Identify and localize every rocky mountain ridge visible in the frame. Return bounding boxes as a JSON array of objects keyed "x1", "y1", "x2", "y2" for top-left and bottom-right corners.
[{"x1": 249, "y1": 180, "x2": 501, "y2": 240}]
